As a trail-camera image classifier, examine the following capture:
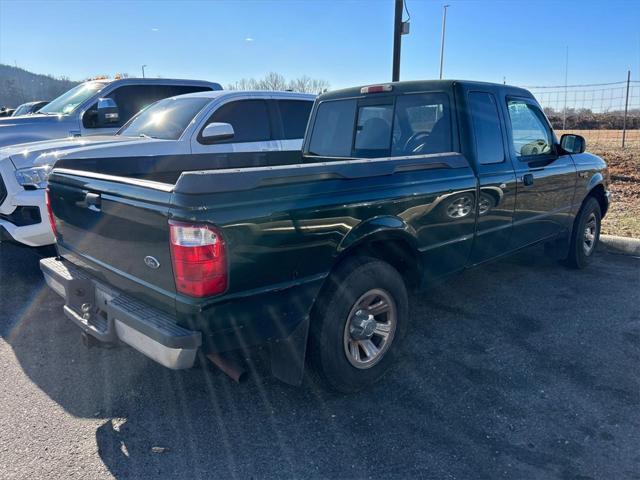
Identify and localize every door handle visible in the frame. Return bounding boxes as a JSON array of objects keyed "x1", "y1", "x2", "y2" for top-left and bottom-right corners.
[
  {"x1": 522, "y1": 173, "x2": 534, "y2": 186},
  {"x1": 78, "y1": 192, "x2": 101, "y2": 211},
  {"x1": 85, "y1": 193, "x2": 101, "y2": 206}
]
